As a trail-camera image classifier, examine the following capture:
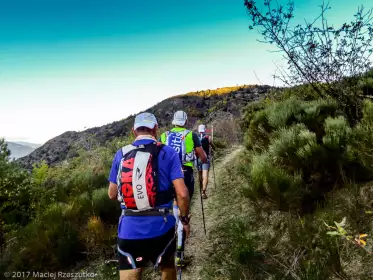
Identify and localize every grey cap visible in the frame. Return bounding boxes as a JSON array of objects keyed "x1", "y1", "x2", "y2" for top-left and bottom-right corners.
[
  {"x1": 133, "y1": 112, "x2": 158, "y2": 130},
  {"x1": 172, "y1": 110, "x2": 188, "y2": 126}
]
